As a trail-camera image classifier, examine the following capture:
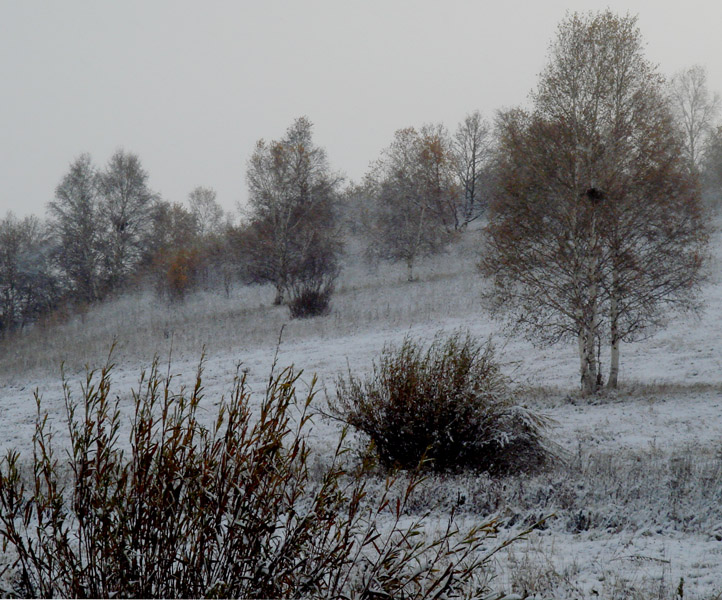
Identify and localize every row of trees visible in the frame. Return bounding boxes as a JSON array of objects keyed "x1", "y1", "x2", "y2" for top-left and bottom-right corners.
[
  {"x1": 0, "y1": 112, "x2": 493, "y2": 331},
  {"x1": 0, "y1": 151, "x2": 236, "y2": 333},
  {"x1": 356, "y1": 115, "x2": 494, "y2": 281},
  {"x1": 239, "y1": 29, "x2": 714, "y2": 392},
  {"x1": 237, "y1": 111, "x2": 495, "y2": 316}
]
